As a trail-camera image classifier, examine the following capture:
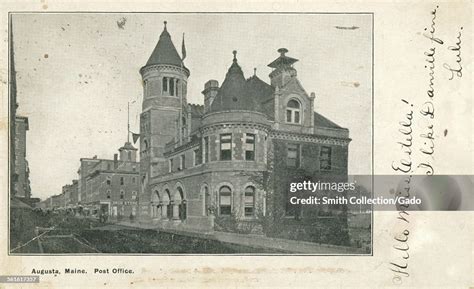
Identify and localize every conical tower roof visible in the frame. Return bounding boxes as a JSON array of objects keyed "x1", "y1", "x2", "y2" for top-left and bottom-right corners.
[
  {"x1": 210, "y1": 51, "x2": 261, "y2": 113},
  {"x1": 146, "y1": 21, "x2": 185, "y2": 68}
]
